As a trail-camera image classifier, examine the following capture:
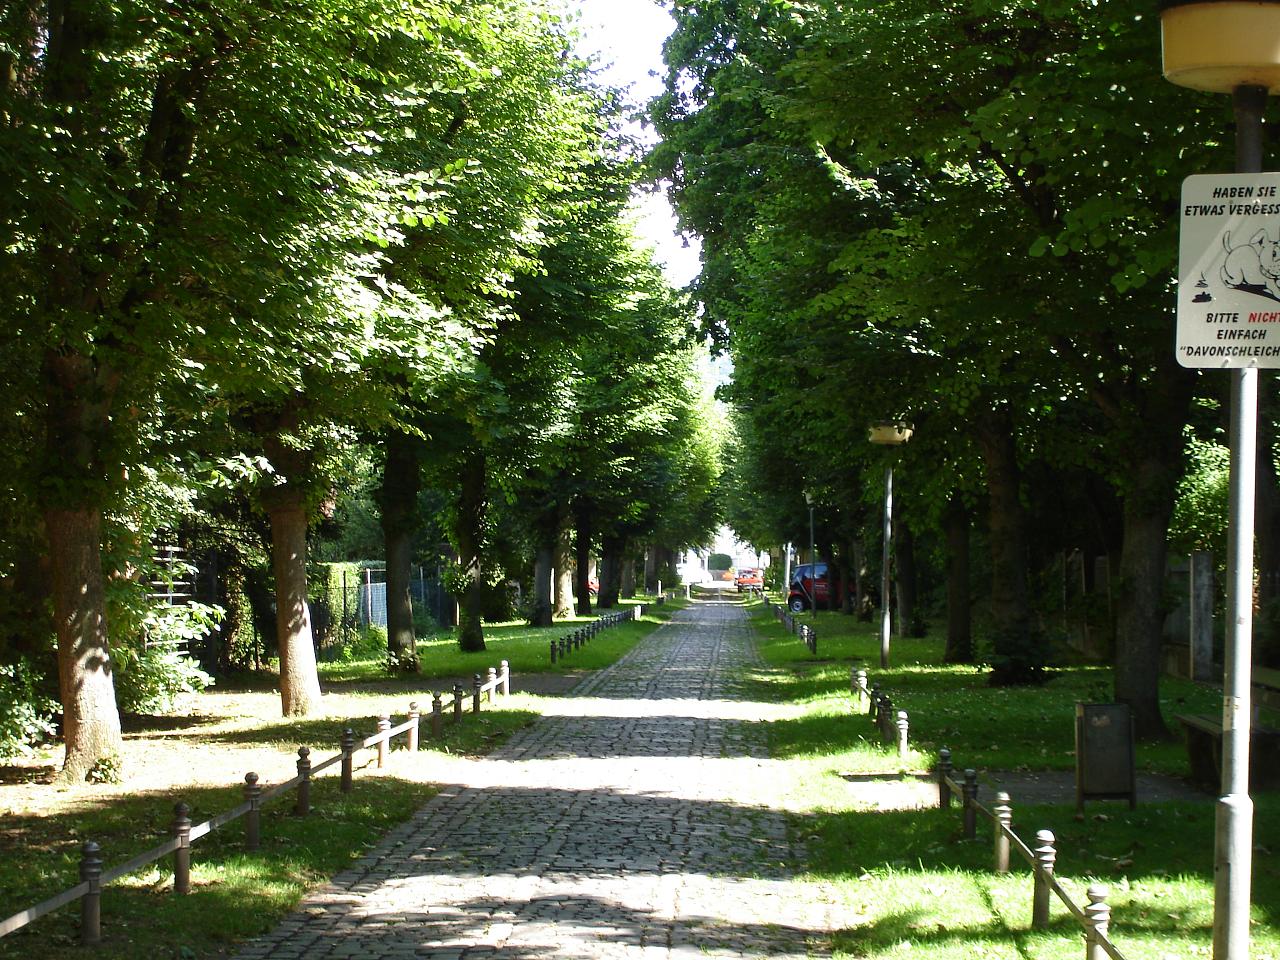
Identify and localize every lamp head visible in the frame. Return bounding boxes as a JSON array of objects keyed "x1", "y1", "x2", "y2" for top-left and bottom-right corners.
[
  {"x1": 868, "y1": 421, "x2": 914, "y2": 446},
  {"x1": 1161, "y1": 1, "x2": 1280, "y2": 93}
]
